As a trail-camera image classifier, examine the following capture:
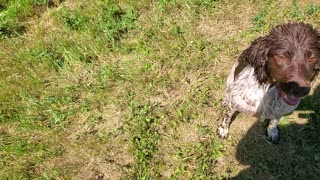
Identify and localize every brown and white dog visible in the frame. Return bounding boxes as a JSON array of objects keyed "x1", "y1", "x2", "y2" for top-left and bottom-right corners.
[{"x1": 217, "y1": 22, "x2": 320, "y2": 143}]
